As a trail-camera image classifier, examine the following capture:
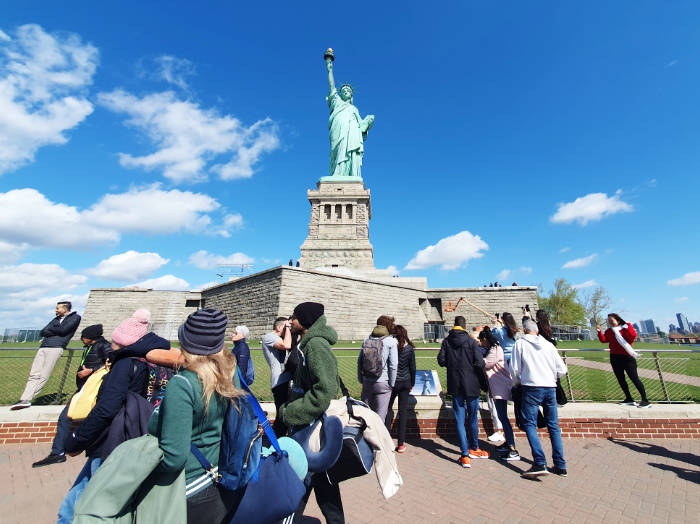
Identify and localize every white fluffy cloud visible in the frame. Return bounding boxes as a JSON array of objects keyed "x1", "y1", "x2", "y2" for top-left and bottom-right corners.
[
  {"x1": 572, "y1": 279, "x2": 597, "y2": 289},
  {"x1": 0, "y1": 185, "x2": 230, "y2": 252},
  {"x1": 386, "y1": 265, "x2": 400, "y2": 277},
  {"x1": 562, "y1": 253, "x2": 598, "y2": 269},
  {"x1": 667, "y1": 271, "x2": 700, "y2": 287},
  {"x1": 405, "y1": 231, "x2": 488, "y2": 271},
  {"x1": 0, "y1": 239, "x2": 29, "y2": 263},
  {"x1": 127, "y1": 274, "x2": 190, "y2": 290},
  {"x1": 551, "y1": 190, "x2": 633, "y2": 226},
  {"x1": 154, "y1": 55, "x2": 195, "y2": 90},
  {"x1": 559, "y1": 247, "x2": 571, "y2": 253},
  {"x1": 84, "y1": 184, "x2": 220, "y2": 234},
  {"x1": 0, "y1": 24, "x2": 98, "y2": 174},
  {"x1": 496, "y1": 269, "x2": 511, "y2": 281},
  {"x1": 98, "y1": 89, "x2": 280, "y2": 183},
  {"x1": 674, "y1": 297, "x2": 690, "y2": 303},
  {"x1": 188, "y1": 250, "x2": 255, "y2": 270},
  {"x1": 86, "y1": 250, "x2": 169, "y2": 281},
  {"x1": 0, "y1": 263, "x2": 88, "y2": 327}
]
